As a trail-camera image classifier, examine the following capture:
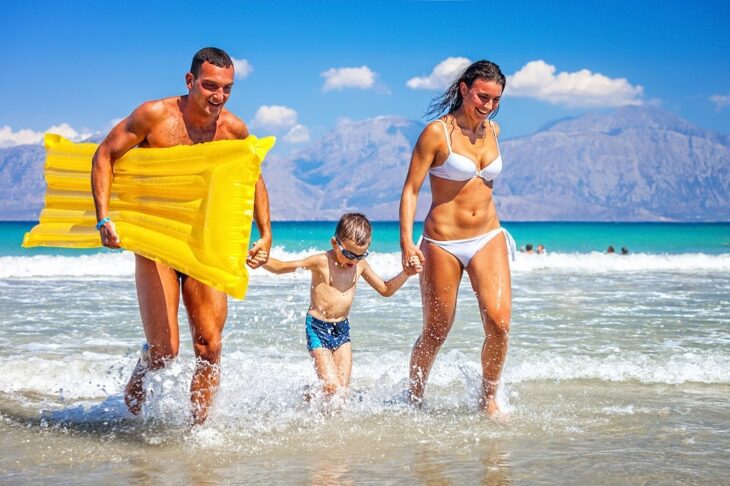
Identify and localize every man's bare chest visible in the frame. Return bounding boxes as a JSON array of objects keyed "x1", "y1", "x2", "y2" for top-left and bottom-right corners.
[{"x1": 144, "y1": 117, "x2": 221, "y2": 147}]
